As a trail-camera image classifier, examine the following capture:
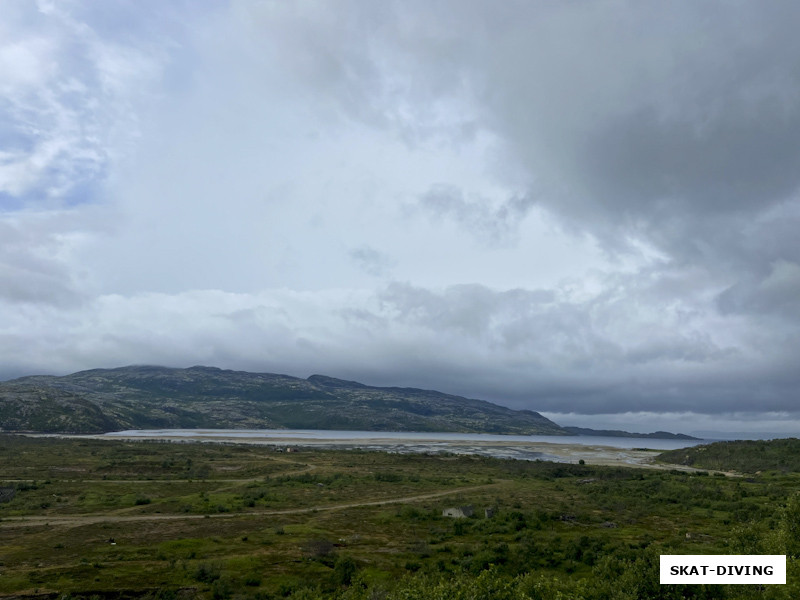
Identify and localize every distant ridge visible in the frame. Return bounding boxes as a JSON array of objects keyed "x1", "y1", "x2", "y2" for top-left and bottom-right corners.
[
  {"x1": 563, "y1": 426, "x2": 699, "y2": 440},
  {"x1": 0, "y1": 365, "x2": 566, "y2": 435}
]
